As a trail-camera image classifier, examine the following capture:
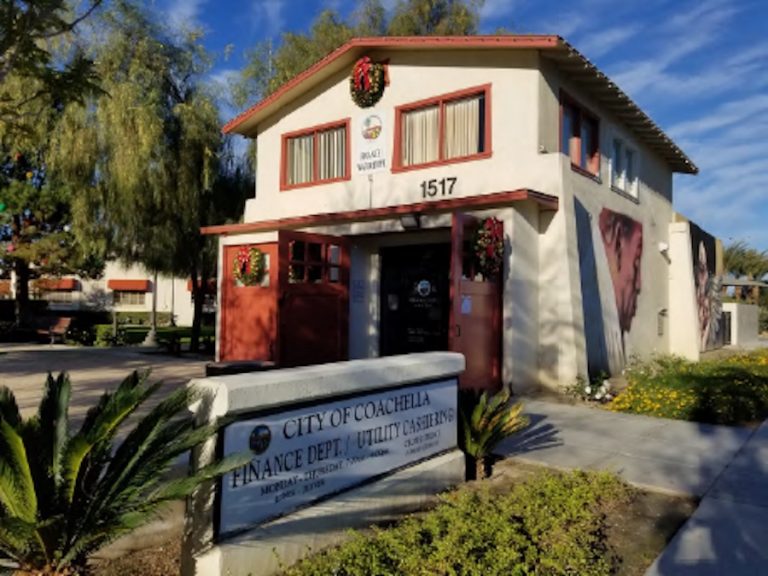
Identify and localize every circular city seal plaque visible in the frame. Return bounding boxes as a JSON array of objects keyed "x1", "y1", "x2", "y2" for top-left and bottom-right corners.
[
  {"x1": 249, "y1": 425, "x2": 271, "y2": 455},
  {"x1": 416, "y1": 279, "x2": 432, "y2": 297}
]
